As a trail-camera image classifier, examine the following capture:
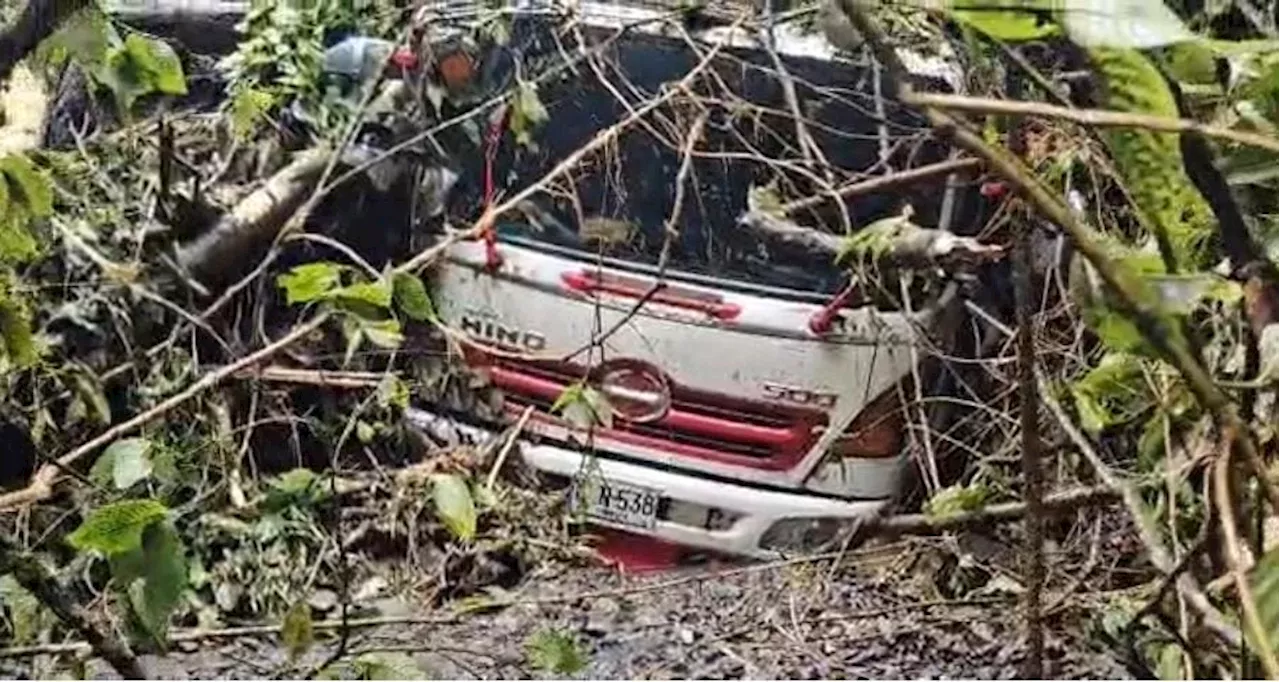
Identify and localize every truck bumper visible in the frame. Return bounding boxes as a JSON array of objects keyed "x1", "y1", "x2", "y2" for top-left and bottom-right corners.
[{"x1": 407, "y1": 407, "x2": 889, "y2": 559}]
